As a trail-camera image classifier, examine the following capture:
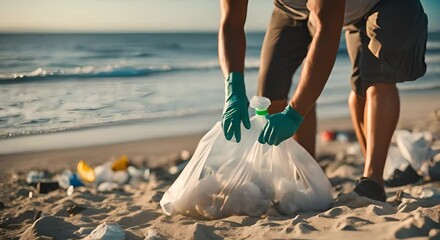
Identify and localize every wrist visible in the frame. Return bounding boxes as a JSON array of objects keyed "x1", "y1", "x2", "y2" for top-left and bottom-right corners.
[
  {"x1": 225, "y1": 72, "x2": 246, "y2": 99},
  {"x1": 282, "y1": 105, "x2": 304, "y2": 125}
]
